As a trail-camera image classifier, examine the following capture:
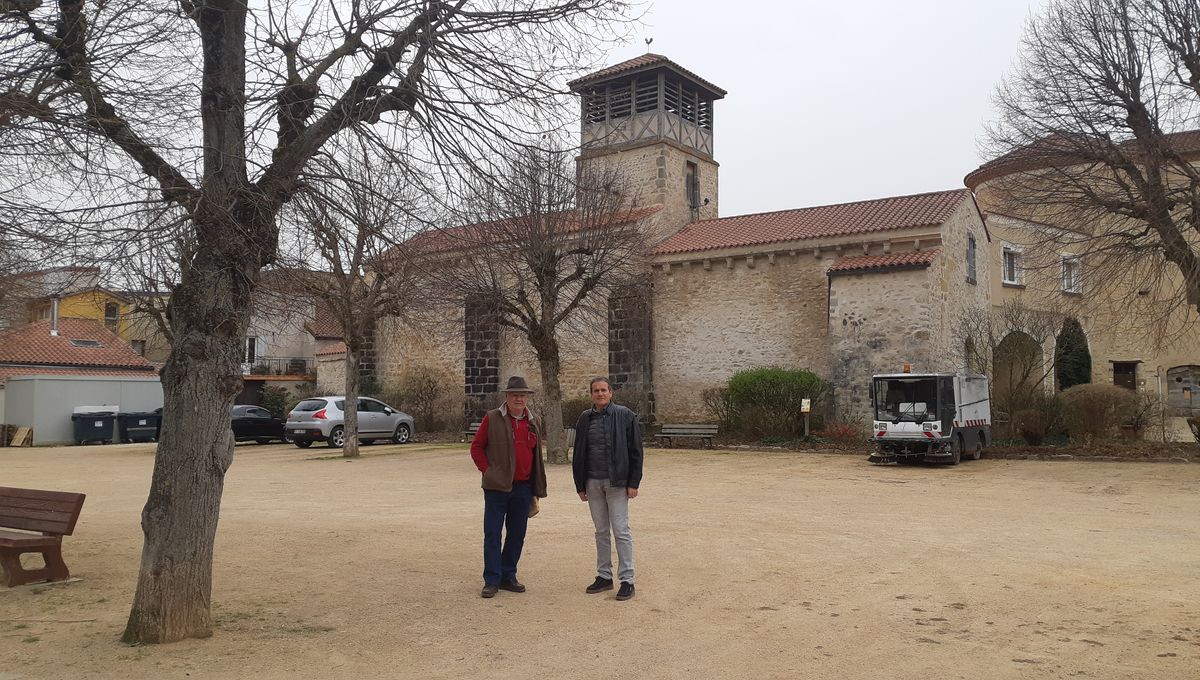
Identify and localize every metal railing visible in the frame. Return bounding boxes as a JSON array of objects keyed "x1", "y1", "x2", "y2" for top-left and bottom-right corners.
[{"x1": 242, "y1": 357, "x2": 314, "y2": 377}]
